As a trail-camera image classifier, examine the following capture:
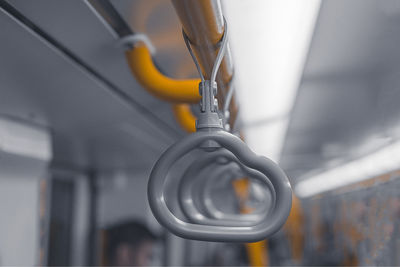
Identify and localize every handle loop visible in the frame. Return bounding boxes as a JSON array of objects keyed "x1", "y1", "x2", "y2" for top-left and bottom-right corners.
[{"x1": 148, "y1": 130, "x2": 292, "y2": 242}]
